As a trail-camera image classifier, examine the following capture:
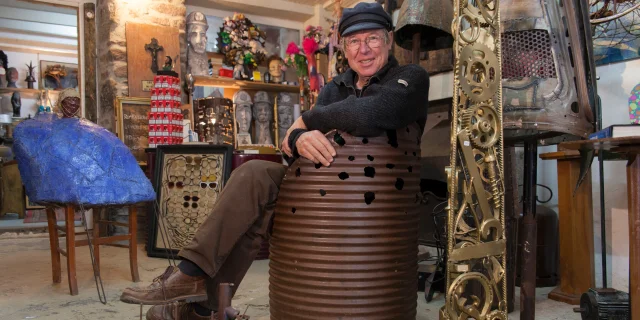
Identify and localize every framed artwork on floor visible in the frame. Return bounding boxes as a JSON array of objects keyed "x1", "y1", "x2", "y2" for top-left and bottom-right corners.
[
  {"x1": 147, "y1": 144, "x2": 233, "y2": 259},
  {"x1": 114, "y1": 97, "x2": 151, "y2": 164}
]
